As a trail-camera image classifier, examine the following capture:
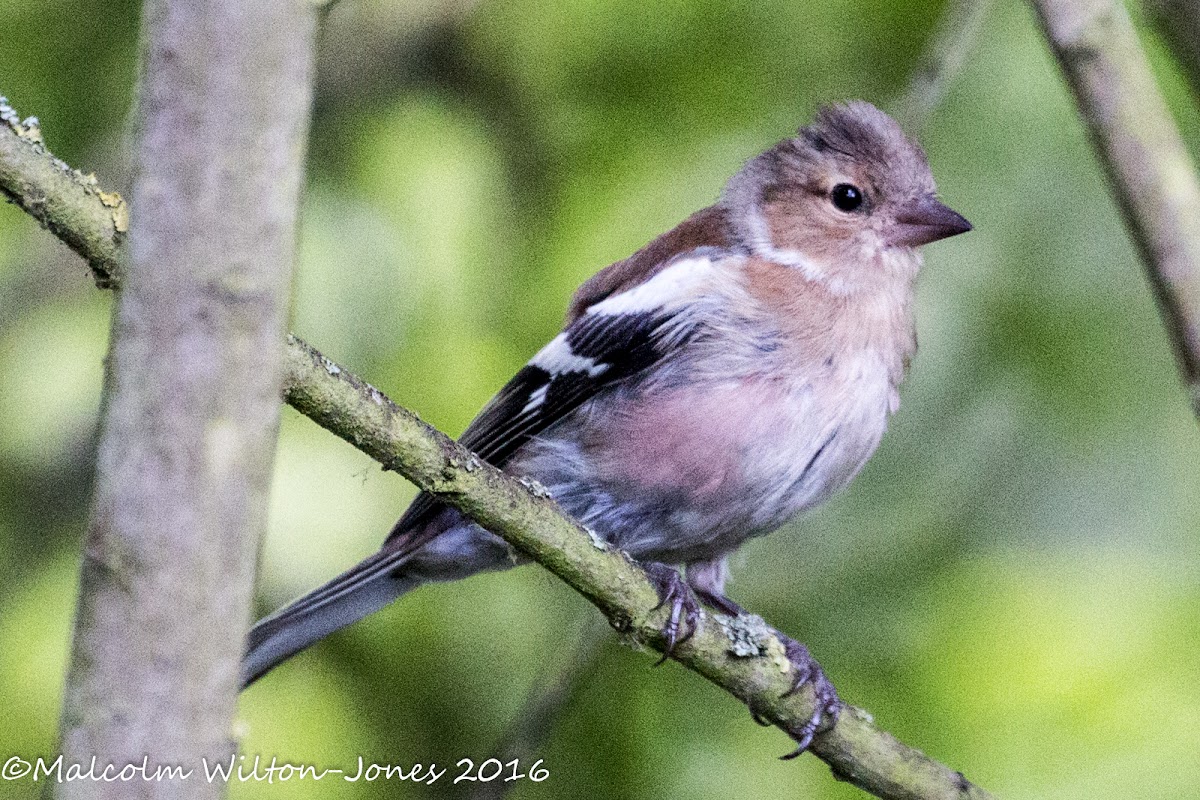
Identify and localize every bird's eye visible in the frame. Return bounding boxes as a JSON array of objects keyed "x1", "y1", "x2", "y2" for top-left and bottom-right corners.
[{"x1": 830, "y1": 183, "x2": 865, "y2": 213}]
